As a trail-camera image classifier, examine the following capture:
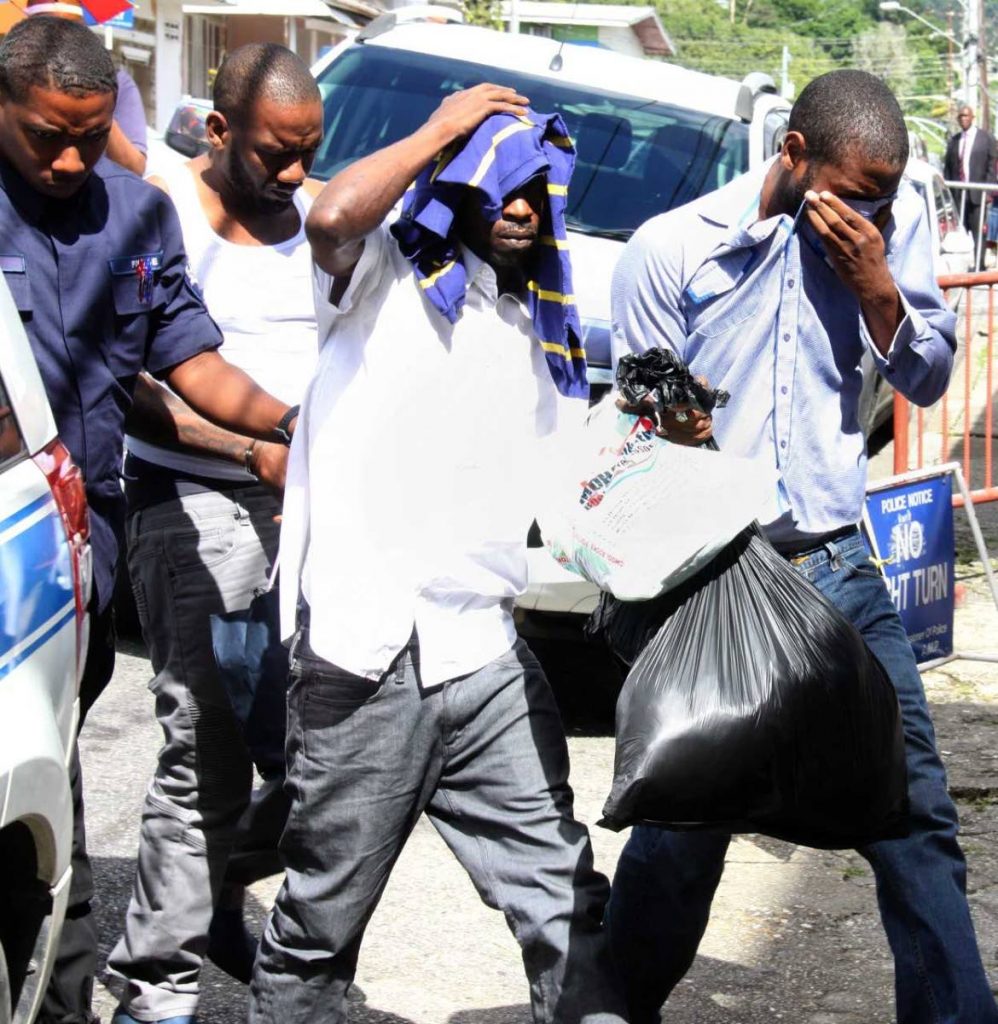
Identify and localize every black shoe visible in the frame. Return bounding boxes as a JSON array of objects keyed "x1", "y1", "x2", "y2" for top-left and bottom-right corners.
[{"x1": 205, "y1": 907, "x2": 258, "y2": 984}]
